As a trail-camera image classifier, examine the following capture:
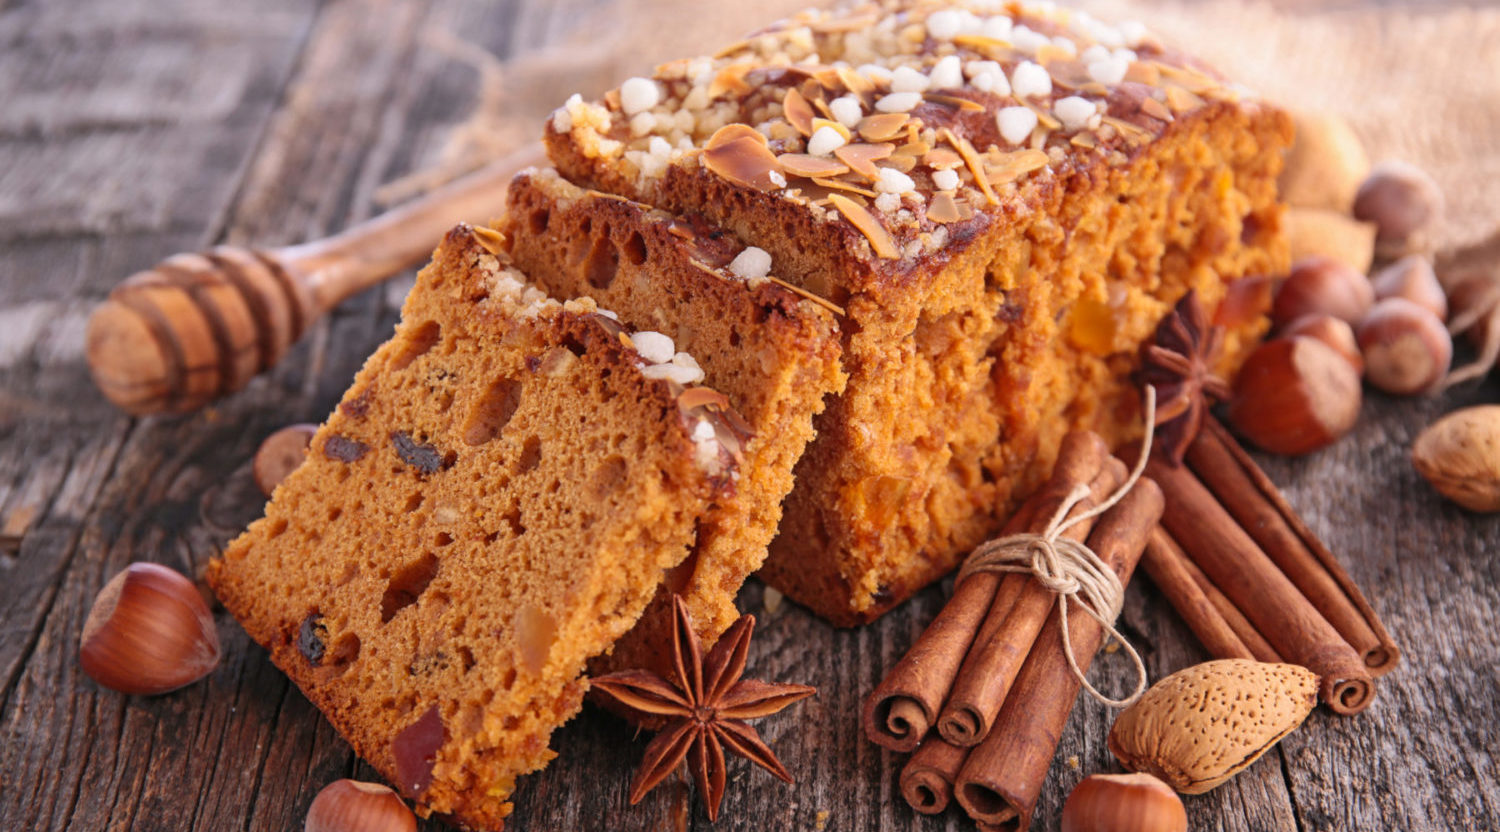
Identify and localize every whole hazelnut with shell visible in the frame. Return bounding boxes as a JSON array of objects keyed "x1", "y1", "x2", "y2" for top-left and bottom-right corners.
[
  {"x1": 1227, "y1": 336, "x2": 1362, "y2": 456},
  {"x1": 1353, "y1": 160, "x2": 1444, "y2": 258},
  {"x1": 1357, "y1": 298, "x2": 1452, "y2": 395},
  {"x1": 1271, "y1": 256, "x2": 1374, "y2": 328},
  {"x1": 79, "y1": 562, "x2": 221, "y2": 695}
]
